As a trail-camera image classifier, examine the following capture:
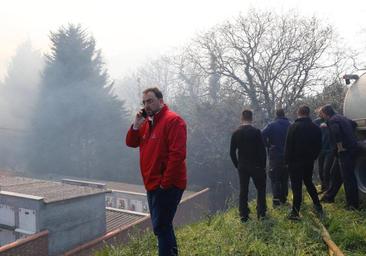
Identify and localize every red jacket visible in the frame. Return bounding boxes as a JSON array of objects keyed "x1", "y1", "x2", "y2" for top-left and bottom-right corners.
[{"x1": 126, "y1": 105, "x2": 187, "y2": 191}]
